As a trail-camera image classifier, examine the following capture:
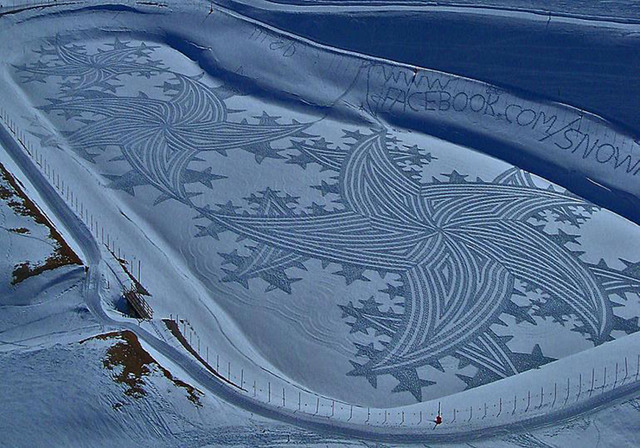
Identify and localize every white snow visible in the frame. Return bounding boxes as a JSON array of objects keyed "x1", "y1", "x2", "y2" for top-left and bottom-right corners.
[{"x1": 1, "y1": 0, "x2": 640, "y2": 446}]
